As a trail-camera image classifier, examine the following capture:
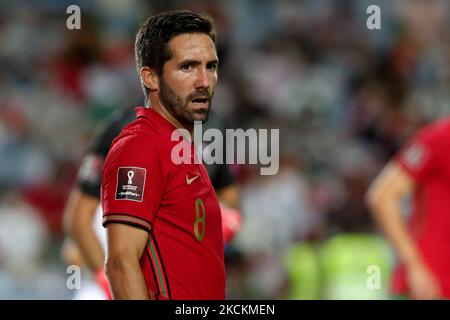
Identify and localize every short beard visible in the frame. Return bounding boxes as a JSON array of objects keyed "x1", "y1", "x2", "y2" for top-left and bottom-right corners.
[{"x1": 159, "y1": 78, "x2": 212, "y2": 126}]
